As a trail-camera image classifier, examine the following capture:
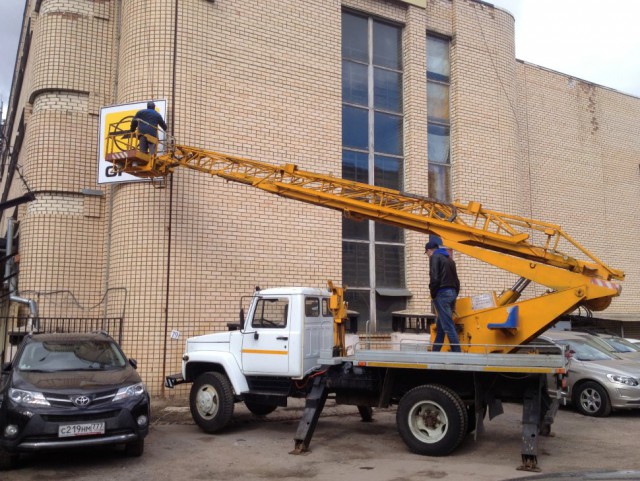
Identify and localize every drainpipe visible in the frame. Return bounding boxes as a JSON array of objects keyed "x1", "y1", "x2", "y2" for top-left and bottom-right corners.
[{"x1": 5, "y1": 218, "x2": 39, "y2": 330}]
